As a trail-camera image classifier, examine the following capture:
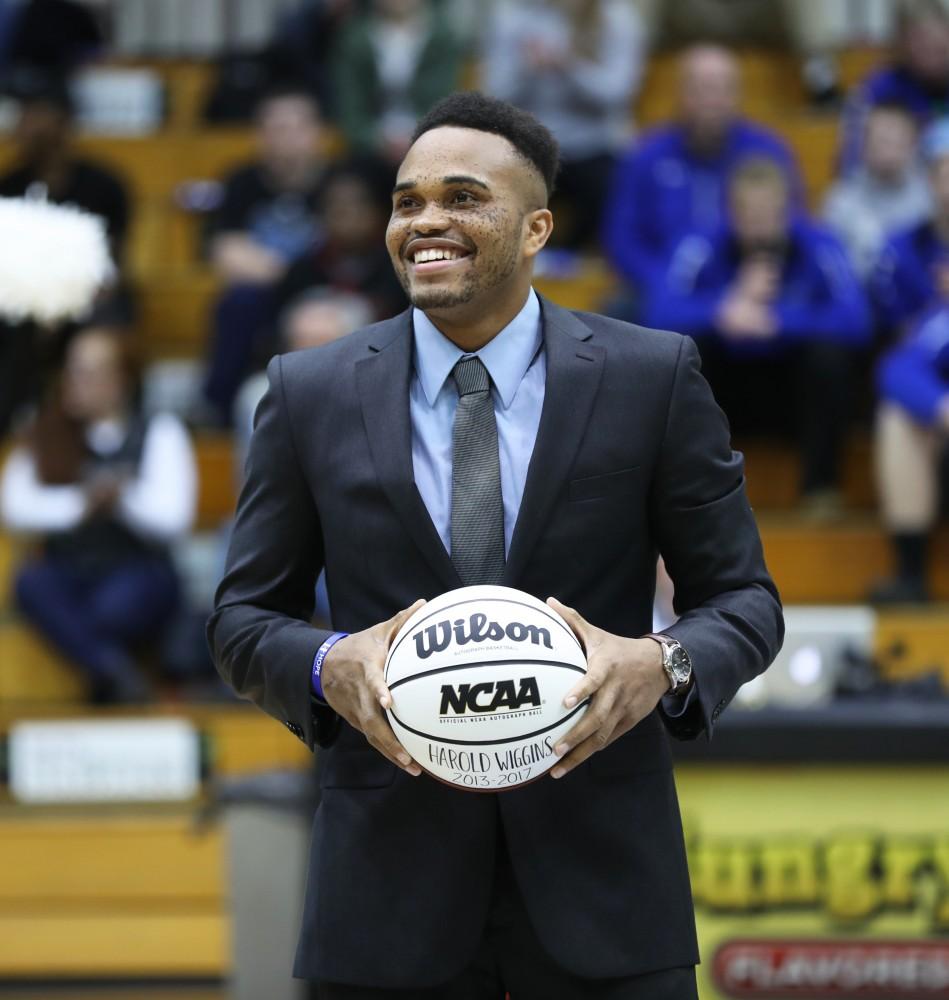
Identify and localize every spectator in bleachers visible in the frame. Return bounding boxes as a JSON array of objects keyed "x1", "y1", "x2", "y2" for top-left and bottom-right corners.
[
  {"x1": 200, "y1": 85, "x2": 326, "y2": 424},
  {"x1": 332, "y1": 0, "x2": 464, "y2": 168},
  {"x1": 871, "y1": 303, "x2": 949, "y2": 602},
  {"x1": 233, "y1": 289, "x2": 373, "y2": 628},
  {"x1": 839, "y1": 0, "x2": 949, "y2": 175},
  {"x1": 604, "y1": 44, "x2": 801, "y2": 318},
  {"x1": 648, "y1": 157, "x2": 871, "y2": 509},
  {"x1": 871, "y1": 118, "x2": 949, "y2": 341},
  {"x1": 482, "y1": 0, "x2": 644, "y2": 250},
  {"x1": 265, "y1": 0, "x2": 356, "y2": 123},
  {"x1": 0, "y1": 70, "x2": 132, "y2": 441},
  {"x1": 0, "y1": 325, "x2": 196, "y2": 703},
  {"x1": 824, "y1": 102, "x2": 931, "y2": 281},
  {"x1": 0, "y1": 70, "x2": 129, "y2": 261},
  {"x1": 641, "y1": 0, "x2": 894, "y2": 107},
  {"x1": 269, "y1": 159, "x2": 407, "y2": 339},
  {"x1": 234, "y1": 289, "x2": 375, "y2": 466}
]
